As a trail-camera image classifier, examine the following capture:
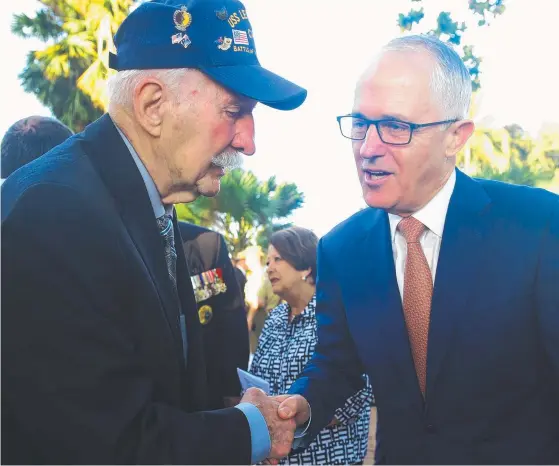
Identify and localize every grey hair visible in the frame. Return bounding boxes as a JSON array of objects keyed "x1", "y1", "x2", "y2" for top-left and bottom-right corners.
[
  {"x1": 107, "y1": 68, "x2": 196, "y2": 109},
  {"x1": 382, "y1": 34, "x2": 472, "y2": 119}
]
